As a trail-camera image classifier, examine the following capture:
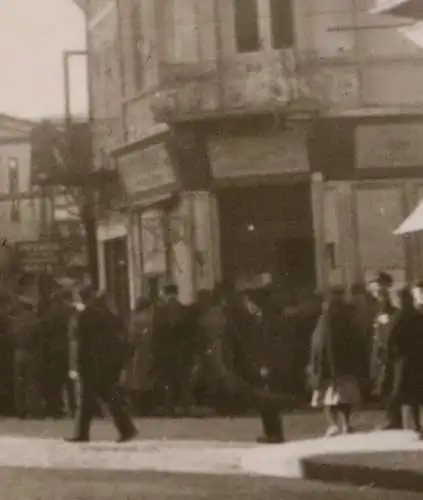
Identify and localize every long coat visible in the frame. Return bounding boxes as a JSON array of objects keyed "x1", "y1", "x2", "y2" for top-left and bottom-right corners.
[
  {"x1": 390, "y1": 309, "x2": 423, "y2": 405},
  {"x1": 370, "y1": 302, "x2": 397, "y2": 397},
  {"x1": 74, "y1": 304, "x2": 127, "y2": 382},
  {"x1": 308, "y1": 302, "x2": 366, "y2": 391}
]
